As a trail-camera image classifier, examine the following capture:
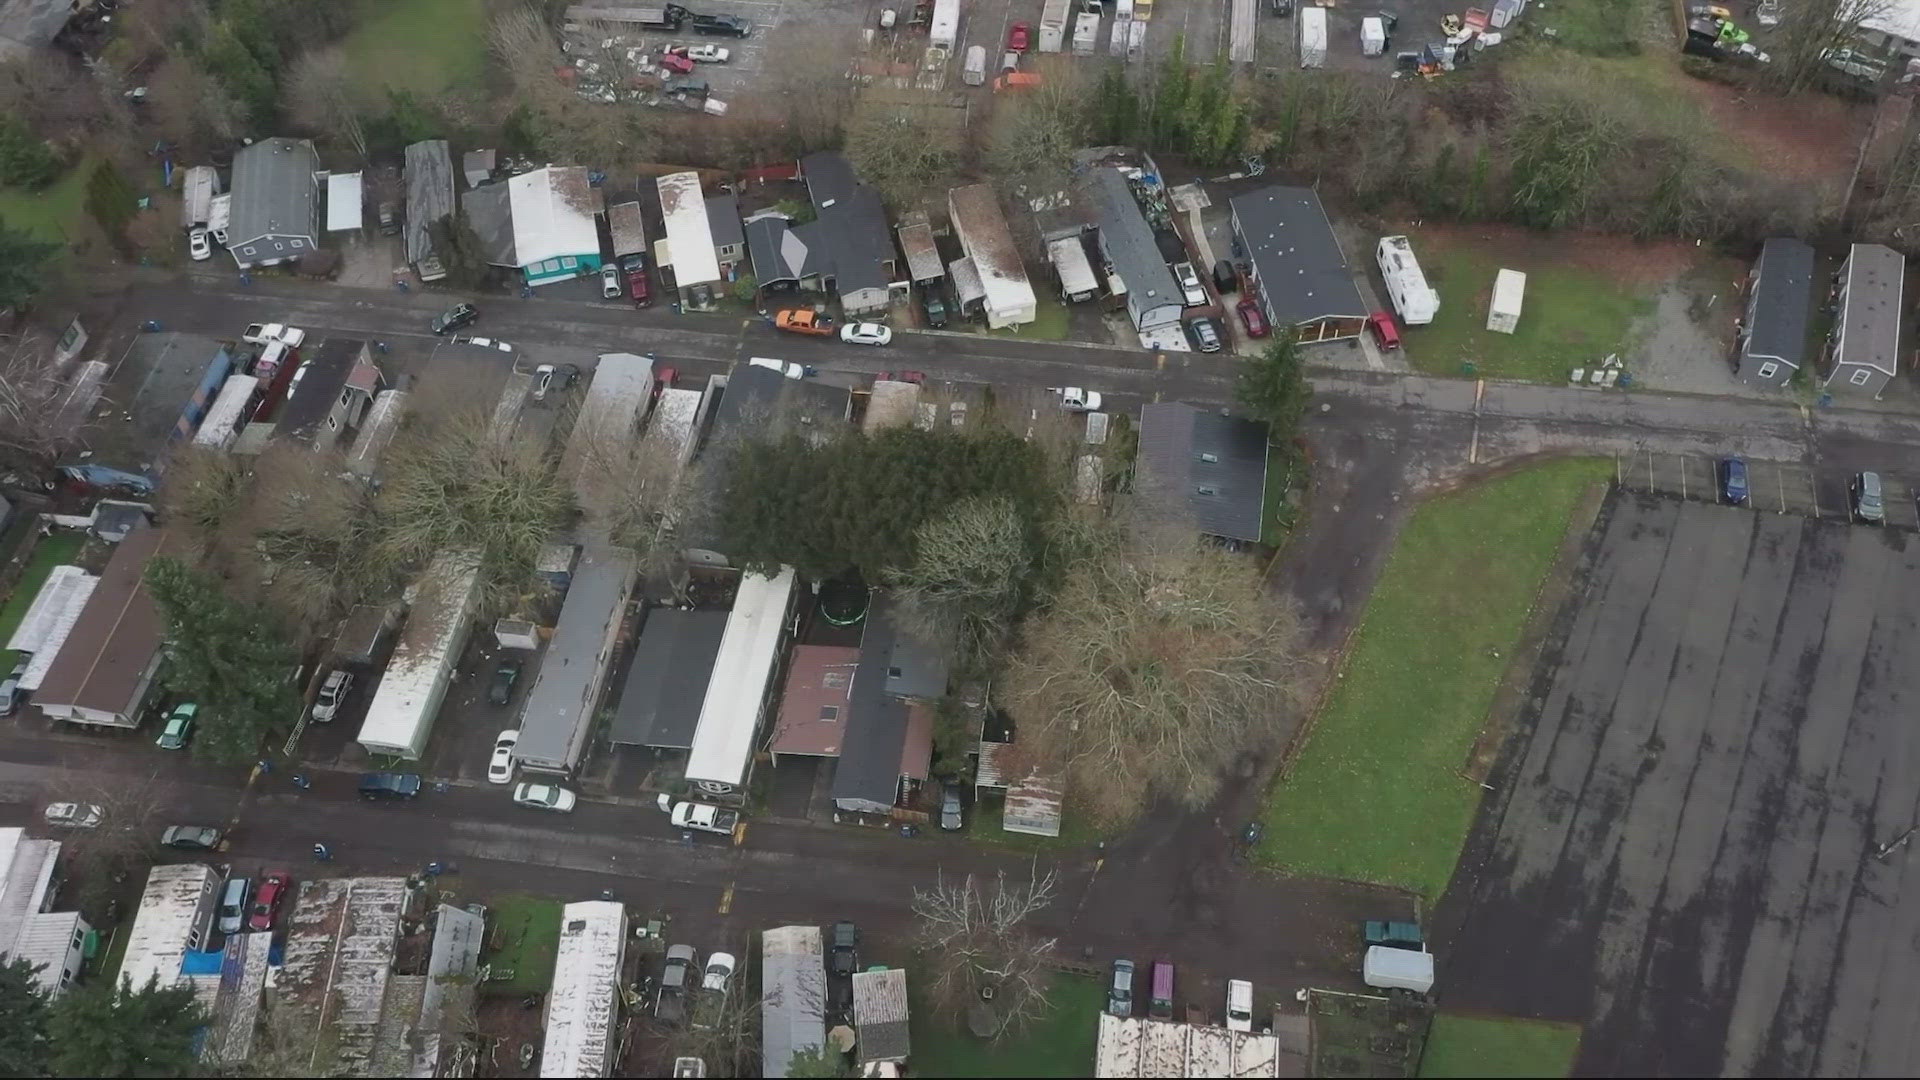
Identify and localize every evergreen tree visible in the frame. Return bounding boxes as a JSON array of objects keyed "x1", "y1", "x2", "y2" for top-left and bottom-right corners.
[
  {"x1": 1235, "y1": 330, "x2": 1311, "y2": 443},
  {"x1": 0, "y1": 957, "x2": 50, "y2": 1078},
  {"x1": 46, "y1": 974, "x2": 203, "y2": 1078},
  {"x1": 144, "y1": 557, "x2": 303, "y2": 765},
  {"x1": 0, "y1": 216, "x2": 60, "y2": 310}
]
